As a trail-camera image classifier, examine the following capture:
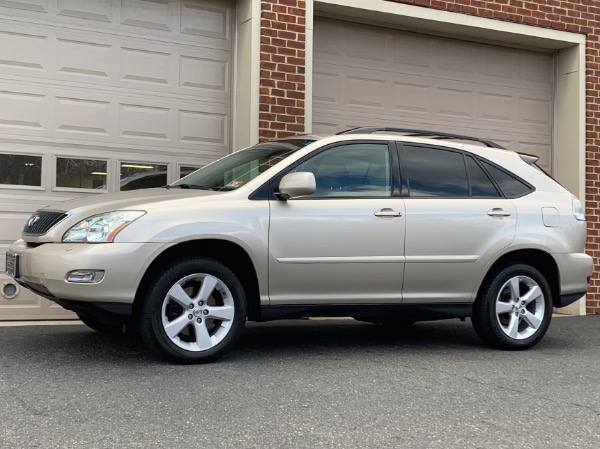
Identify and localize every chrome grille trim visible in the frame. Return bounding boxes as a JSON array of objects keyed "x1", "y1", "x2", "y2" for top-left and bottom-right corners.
[{"x1": 23, "y1": 210, "x2": 70, "y2": 235}]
